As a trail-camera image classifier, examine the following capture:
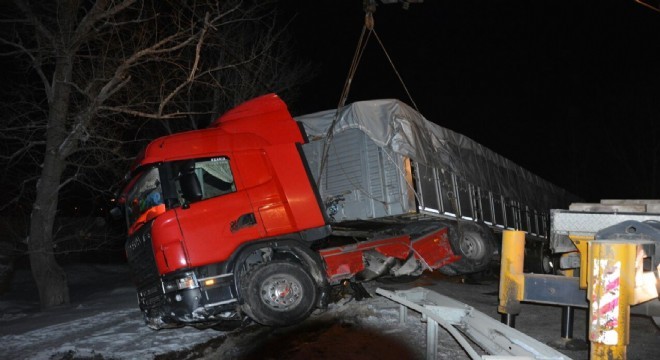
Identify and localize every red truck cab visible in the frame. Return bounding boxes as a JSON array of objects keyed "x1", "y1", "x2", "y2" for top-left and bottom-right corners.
[{"x1": 119, "y1": 94, "x2": 330, "y2": 328}]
